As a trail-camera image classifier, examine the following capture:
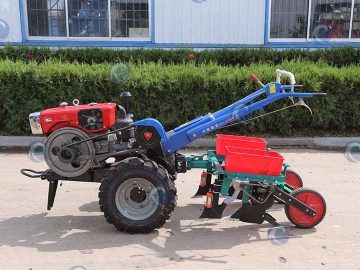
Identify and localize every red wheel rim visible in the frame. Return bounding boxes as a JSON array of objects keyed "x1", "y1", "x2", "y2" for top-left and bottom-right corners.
[
  {"x1": 286, "y1": 171, "x2": 302, "y2": 189},
  {"x1": 288, "y1": 192, "x2": 325, "y2": 227}
]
